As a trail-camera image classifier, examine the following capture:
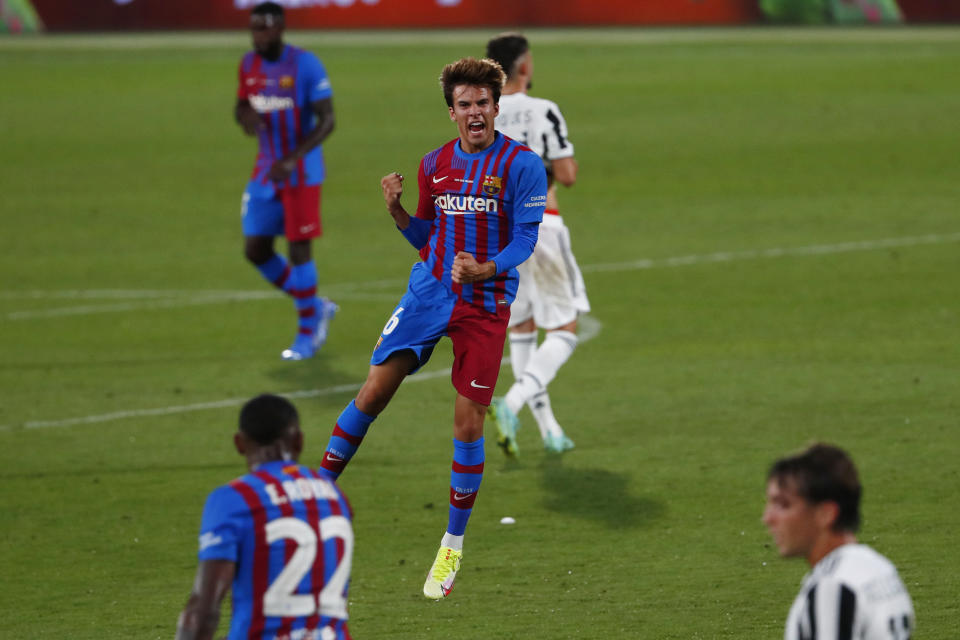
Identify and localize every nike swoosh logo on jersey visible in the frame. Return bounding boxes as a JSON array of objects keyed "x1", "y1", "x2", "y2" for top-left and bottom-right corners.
[
  {"x1": 325, "y1": 453, "x2": 344, "y2": 463},
  {"x1": 453, "y1": 493, "x2": 473, "y2": 501},
  {"x1": 470, "y1": 380, "x2": 491, "y2": 389},
  {"x1": 433, "y1": 175, "x2": 448, "y2": 183}
]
